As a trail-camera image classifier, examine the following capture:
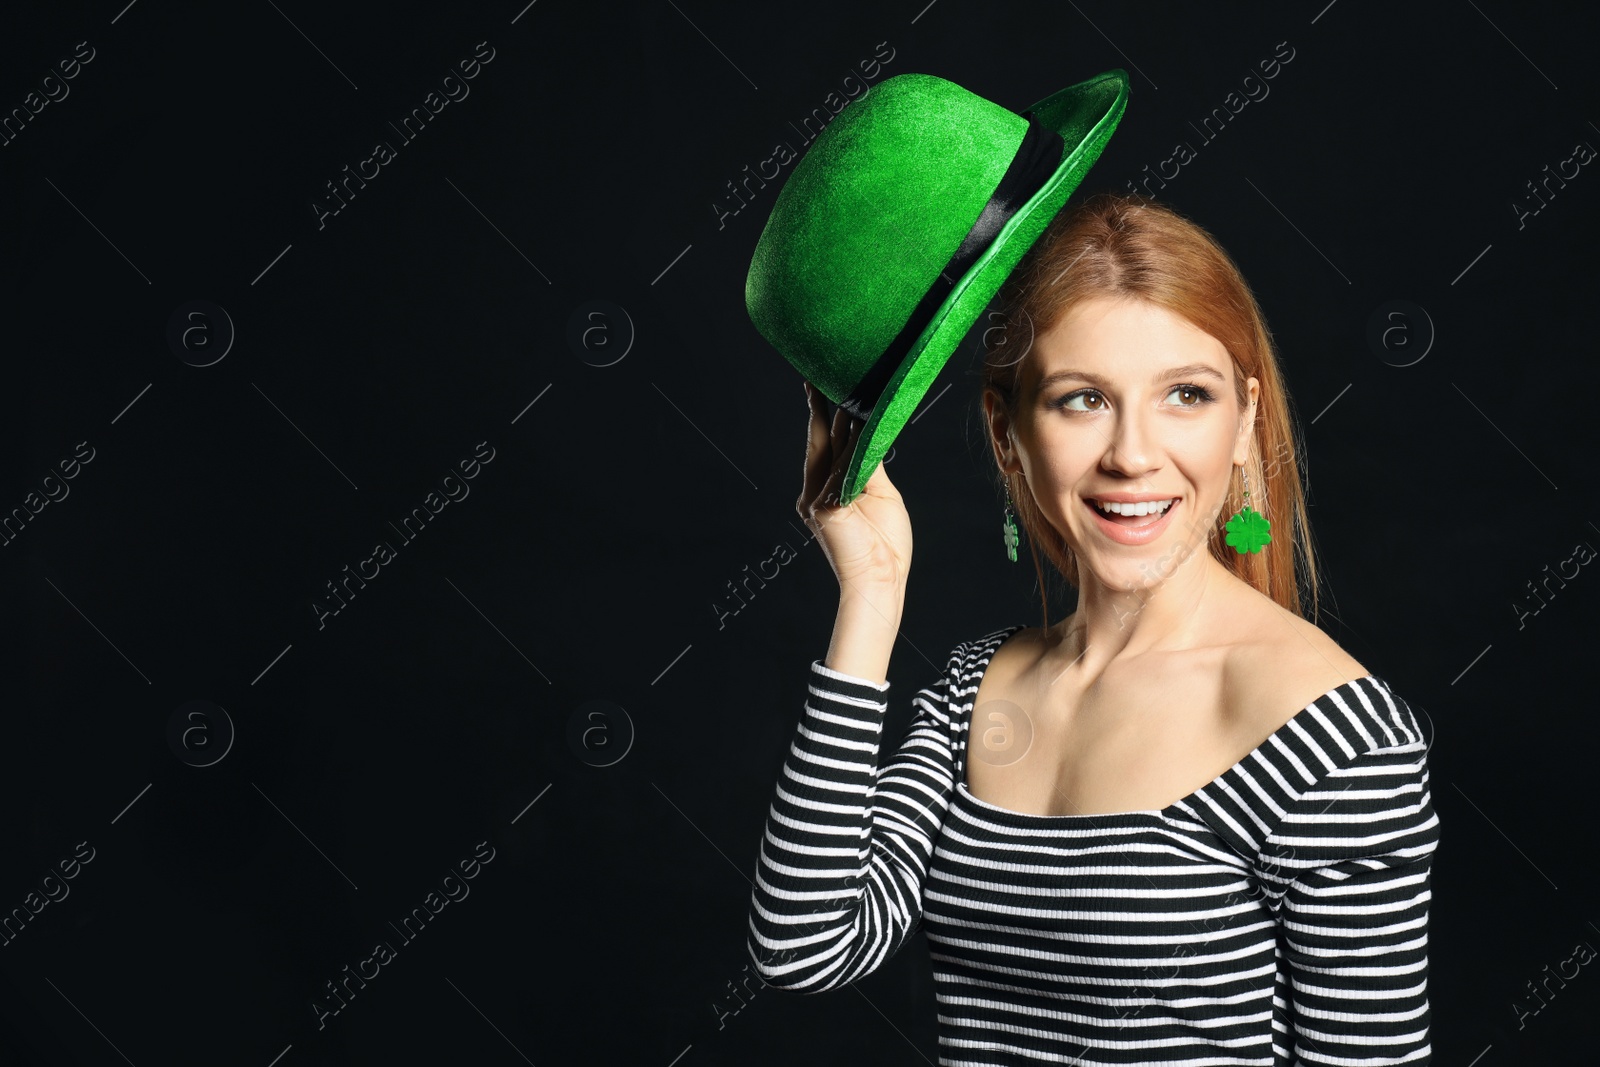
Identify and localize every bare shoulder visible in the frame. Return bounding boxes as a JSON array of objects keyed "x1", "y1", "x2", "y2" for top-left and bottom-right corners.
[
  {"x1": 983, "y1": 623, "x2": 1045, "y2": 679},
  {"x1": 1224, "y1": 606, "x2": 1369, "y2": 734},
  {"x1": 970, "y1": 623, "x2": 1054, "y2": 706}
]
